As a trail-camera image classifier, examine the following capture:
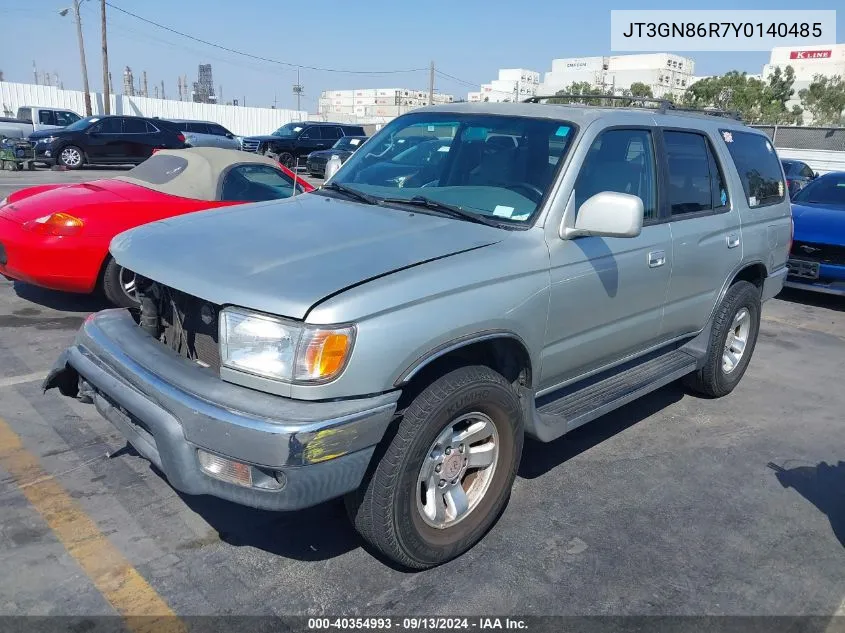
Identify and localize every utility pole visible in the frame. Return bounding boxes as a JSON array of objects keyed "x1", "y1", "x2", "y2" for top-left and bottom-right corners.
[
  {"x1": 292, "y1": 69, "x2": 304, "y2": 112},
  {"x1": 142, "y1": 71, "x2": 148, "y2": 98},
  {"x1": 100, "y1": 0, "x2": 110, "y2": 114},
  {"x1": 428, "y1": 60, "x2": 435, "y2": 106},
  {"x1": 64, "y1": 1, "x2": 93, "y2": 115},
  {"x1": 32, "y1": 61, "x2": 38, "y2": 84},
  {"x1": 161, "y1": 80, "x2": 165, "y2": 100}
]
